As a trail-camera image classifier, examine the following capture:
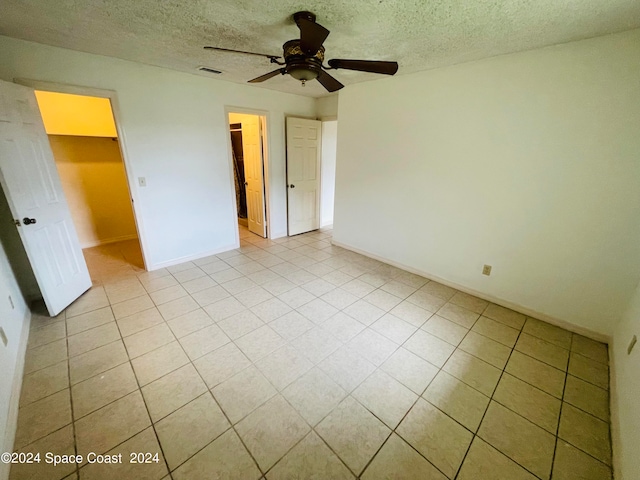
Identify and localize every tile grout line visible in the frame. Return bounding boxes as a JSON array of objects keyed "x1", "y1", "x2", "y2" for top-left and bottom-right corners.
[
  {"x1": 447, "y1": 301, "x2": 494, "y2": 480},
  {"x1": 26, "y1": 299, "x2": 598, "y2": 480},
  {"x1": 322, "y1": 294, "x2": 485, "y2": 479},
  {"x1": 110, "y1": 264, "x2": 286, "y2": 476},
  {"x1": 550, "y1": 333, "x2": 572, "y2": 479},
  {"x1": 20, "y1": 230, "x2": 612, "y2": 479},
  {"x1": 108, "y1": 313, "x2": 173, "y2": 479},
  {"x1": 169, "y1": 335, "x2": 267, "y2": 478},
  {"x1": 450, "y1": 305, "x2": 544, "y2": 480},
  {"x1": 65, "y1": 311, "x2": 81, "y2": 480}
]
